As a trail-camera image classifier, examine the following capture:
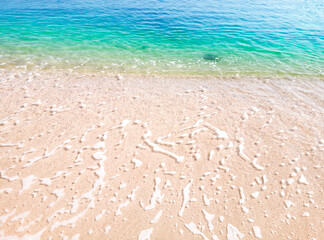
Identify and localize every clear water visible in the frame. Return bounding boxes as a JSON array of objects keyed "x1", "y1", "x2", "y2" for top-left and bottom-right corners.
[{"x1": 0, "y1": 0, "x2": 323, "y2": 77}]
